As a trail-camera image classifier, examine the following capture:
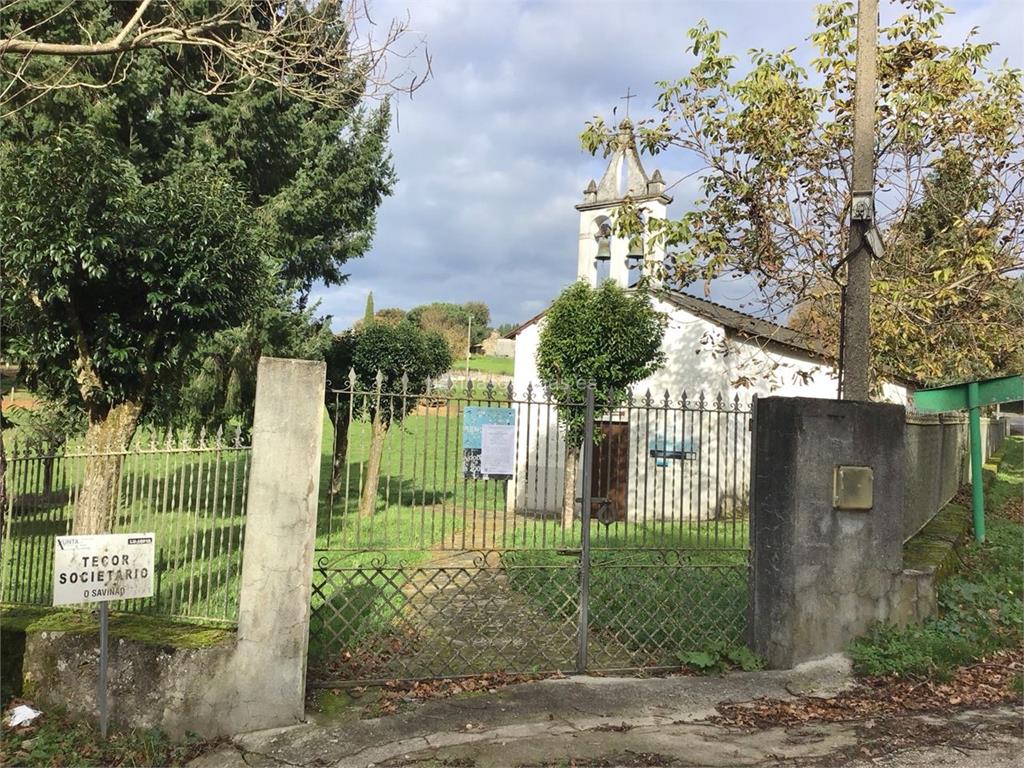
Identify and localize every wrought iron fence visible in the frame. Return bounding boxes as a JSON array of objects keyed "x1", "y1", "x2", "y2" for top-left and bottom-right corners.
[
  {"x1": 1, "y1": 428, "x2": 251, "y2": 624},
  {"x1": 311, "y1": 377, "x2": 752, "y2": 684}
]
